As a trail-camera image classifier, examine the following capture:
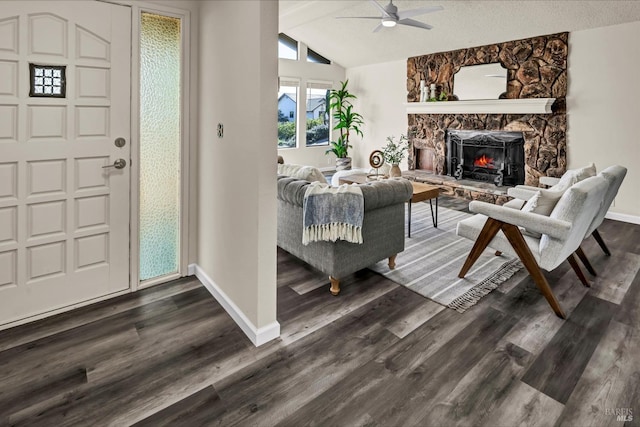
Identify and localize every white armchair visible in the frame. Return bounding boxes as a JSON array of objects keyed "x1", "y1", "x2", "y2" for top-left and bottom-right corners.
[{"x1": 456, "y1": 175, "x2": 609, "y2": 318}]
